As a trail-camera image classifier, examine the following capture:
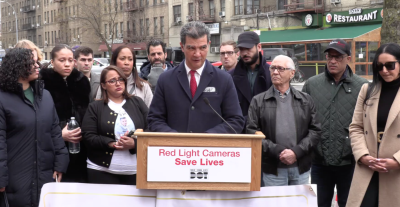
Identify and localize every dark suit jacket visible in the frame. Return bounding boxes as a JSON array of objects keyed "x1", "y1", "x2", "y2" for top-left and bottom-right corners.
[
  {"x1": 148, "y1": 60, "x2": 244, "y2": 133},
  {"x1": 90, "y1": 72, "x2": 100, "y2": 102},
  {"x1": 228, "y1": 52, "x2": 272, "y2": 120}
]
